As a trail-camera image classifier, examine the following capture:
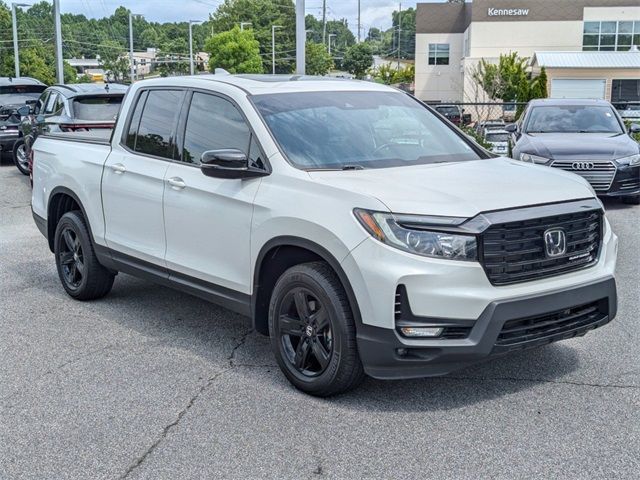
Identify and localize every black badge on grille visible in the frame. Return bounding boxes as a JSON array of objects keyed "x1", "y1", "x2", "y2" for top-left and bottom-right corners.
[{"x1": 544, "y1": 228, "x2": 567, "y2": 258}]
